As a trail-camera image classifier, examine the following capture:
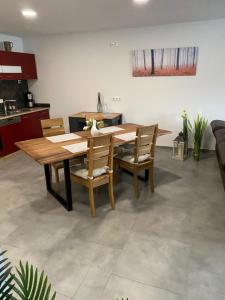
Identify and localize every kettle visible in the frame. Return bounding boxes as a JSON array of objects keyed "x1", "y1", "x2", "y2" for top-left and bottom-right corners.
[{"x1": 25, "y1": 91, "x2": 35, "y2": 108}]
